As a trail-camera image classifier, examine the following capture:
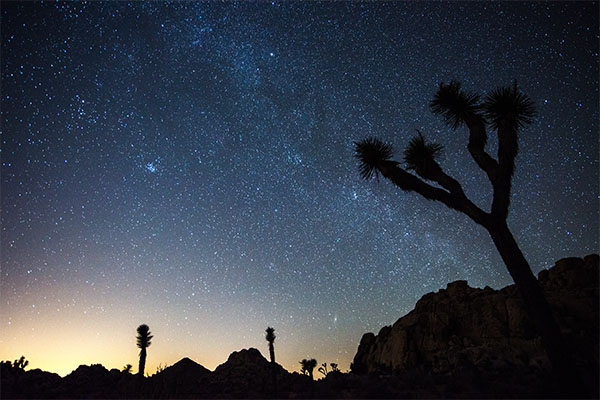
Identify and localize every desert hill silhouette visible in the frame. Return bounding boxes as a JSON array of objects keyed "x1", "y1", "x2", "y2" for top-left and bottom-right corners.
[
  {"x1": 162, "y1": 357, "x2": 211, "y2": 378},
  {"x1": 149, "y1": 357, "x2": 211, "y2": 398},
  {"x1": 2, "y1": 254, "x2": 598, "y2": 399}
]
